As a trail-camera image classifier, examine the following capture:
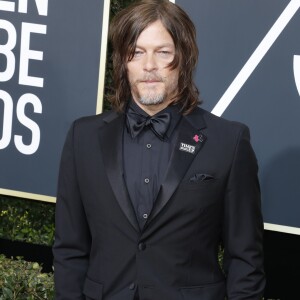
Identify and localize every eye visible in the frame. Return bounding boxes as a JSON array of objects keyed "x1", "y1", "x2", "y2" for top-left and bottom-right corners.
[
  {"x1": 157, "y1": 50, "x2": 173, "y2": 58},
  {"x1": 133, "y1": 50, "x2": 143, "y2": 58}
]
